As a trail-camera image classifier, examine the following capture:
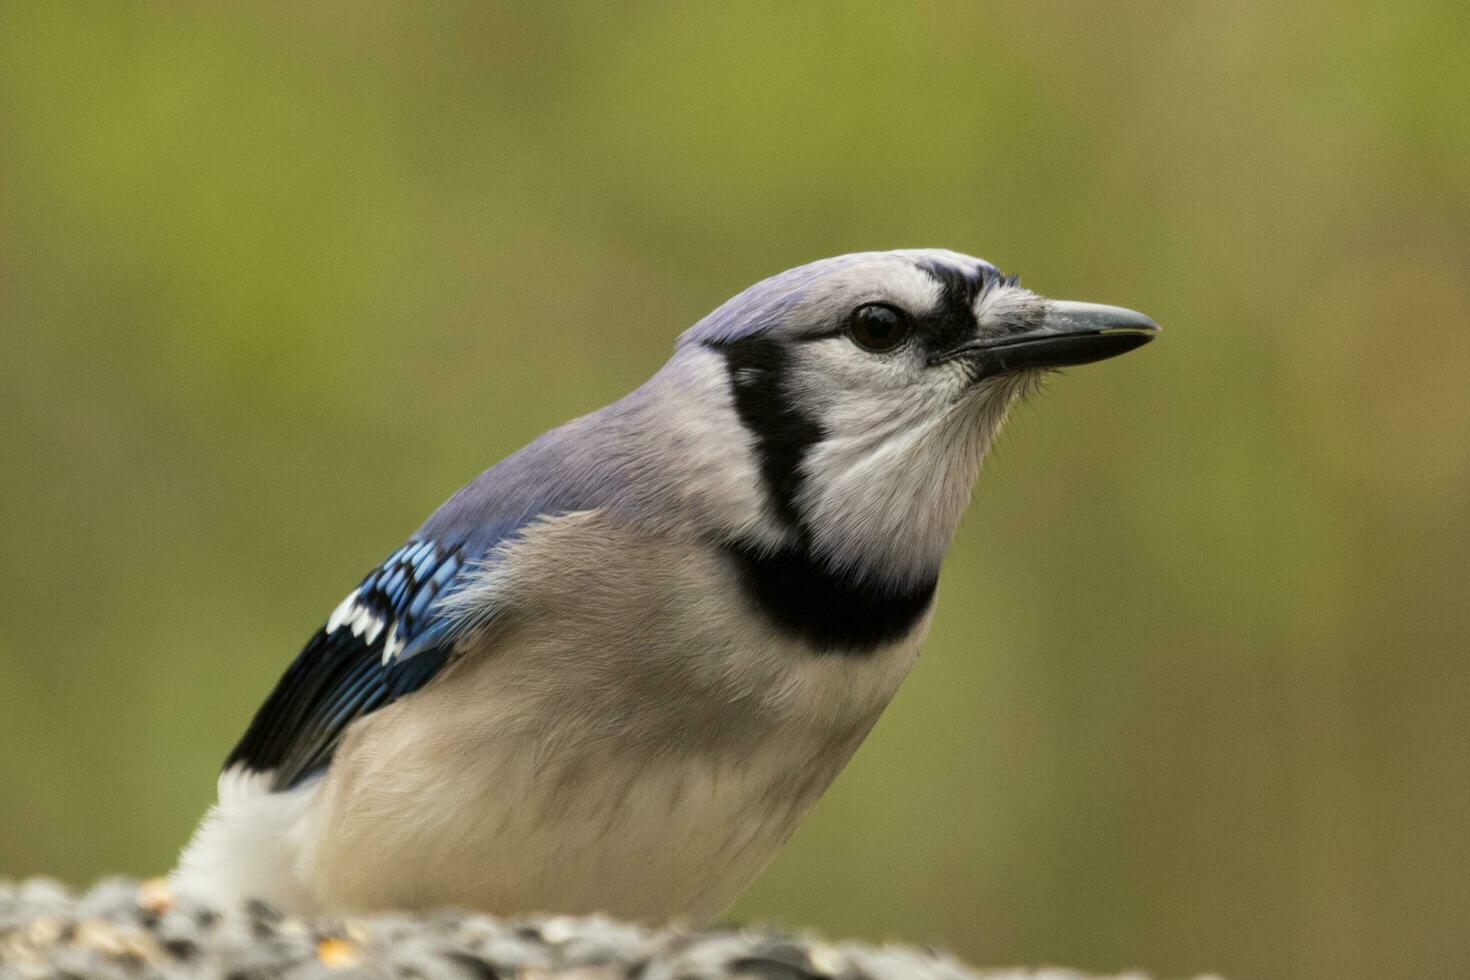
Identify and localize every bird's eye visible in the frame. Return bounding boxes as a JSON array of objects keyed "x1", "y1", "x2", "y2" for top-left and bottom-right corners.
[{"x1": 847, "y1": 303, "x2": 912, "y2": 353}]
